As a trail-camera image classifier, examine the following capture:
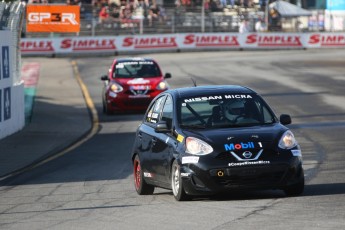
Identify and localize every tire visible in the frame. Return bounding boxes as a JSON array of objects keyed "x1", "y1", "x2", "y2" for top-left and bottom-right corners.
[
  {"x1": 133, "y1": 155, "x2": 154, "y2": 195},
  {"x1": 103, "y1": 101, "x2": 112, "y2": 115},
  {"x1": 283, "y1": 176, "x2": 305, "y2": 197},
  {"x1": 171, "y1": 160, "x2": 190, "y2": 201}
]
